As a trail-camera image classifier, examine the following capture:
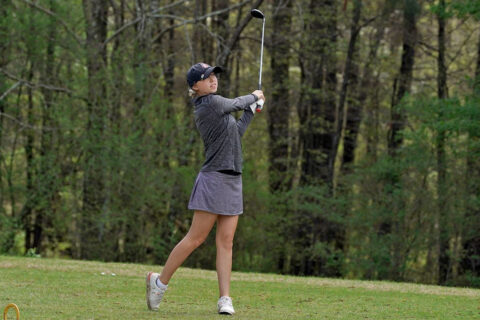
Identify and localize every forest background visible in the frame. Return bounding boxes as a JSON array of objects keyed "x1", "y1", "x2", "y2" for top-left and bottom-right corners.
[{"x1": 1, "y1": 0, "x2": 480, "y2": 288}]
